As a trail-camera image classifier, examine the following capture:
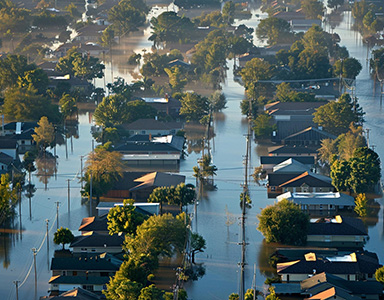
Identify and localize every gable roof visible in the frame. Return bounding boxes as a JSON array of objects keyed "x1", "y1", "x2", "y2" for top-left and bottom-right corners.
[
  {"x1": 277, "y1": 192, "x2": 355, "y2": 207},
  {"x1": 49, "y1": 275, "x2": 109, "y2": 285},
  {"x1": 308, "y1": 216, "x2": 368, "y2": 236},
  {"x1": 79, "y1": 214, "x2": 108, "y2": 232},
  {"x1": 115, "y1": 135, "x2": 184, "y2": 153},
  {"x1": 265, "y1": 101, "x2": 327, "y2": 114},
  {"x1": 301, "y1": 272, "x2": 383, "y2": 295},
  {"x1": 47, "y1": 288, "x2": 101, "y2": 299},
  {"x1": 0, "y1": 152, "x2": 13, "y2": 165},
  {"x1": 70, "y1": 232, "x2": 124, "y2": 248},
  {"x1": 130, "y1": 172, "x2": 185, "y2": 191},
  {"x1": 0, "y1": 138, "x2": 18, "y2": 149},
  {"x1": 283, "y1": 127, "x2": 337, "y2": 141},
  {"x1": 279, "y1": 172, "x2": 333, "y2": 188},
  {"x1": 273, "y1": 158, "x2": 310, "y2": 173},
  {"x1": 3, "y1": 121, "x2": 37, "y2": 131},
  {"x1": 260, "y1": 156, "x2": 315, "y2": 166},
  {"x1": 306, "y1": 287, "x2": 356, "y2": 300},
  {"x1": 269, "y1": 145, "x2": 318, "y2": 155}
]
